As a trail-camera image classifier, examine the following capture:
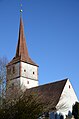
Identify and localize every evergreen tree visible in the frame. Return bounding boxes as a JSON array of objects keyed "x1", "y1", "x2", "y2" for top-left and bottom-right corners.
[
  {"x1": 72, "y1": 102, "x2": 79, "y2": 119},
  {"x1": 0, "y1": 94, "x2": 44, "y2": 119}
]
